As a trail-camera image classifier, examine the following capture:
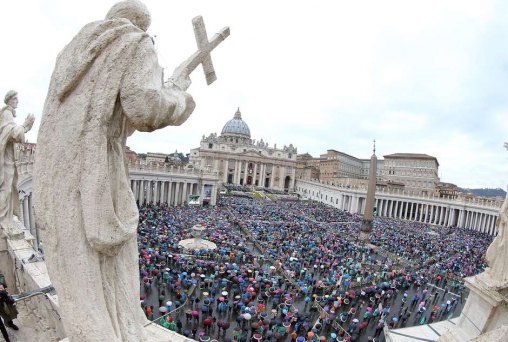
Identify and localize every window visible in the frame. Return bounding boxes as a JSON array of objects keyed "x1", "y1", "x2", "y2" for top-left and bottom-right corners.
[{"x1": 208, "y1": 143, "x2": 213, "y2": 149}]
